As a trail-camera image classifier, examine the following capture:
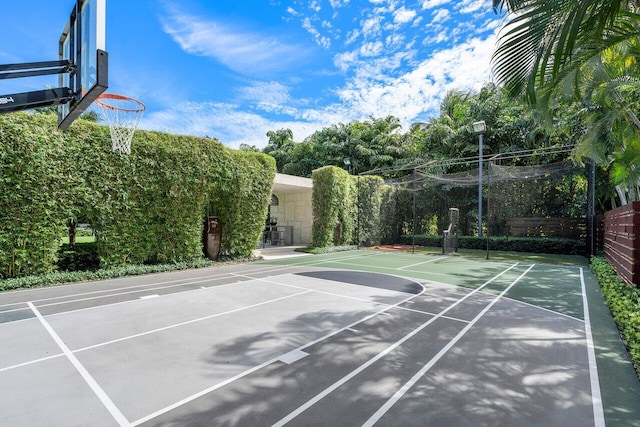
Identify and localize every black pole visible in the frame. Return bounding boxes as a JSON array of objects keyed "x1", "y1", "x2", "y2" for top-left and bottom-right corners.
[
  {"x1": 587, "y1": 161, "x2": 596, "y2": 257},
  {"x1": 356, "y1": 175, "x2": 360, "y2": 249},
  {"x1": 486, "y1": 161, "x2": 491, "y2": 260},
  {"x1": 412, "y1": 168, "x2": 416, "y2": 254}
]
